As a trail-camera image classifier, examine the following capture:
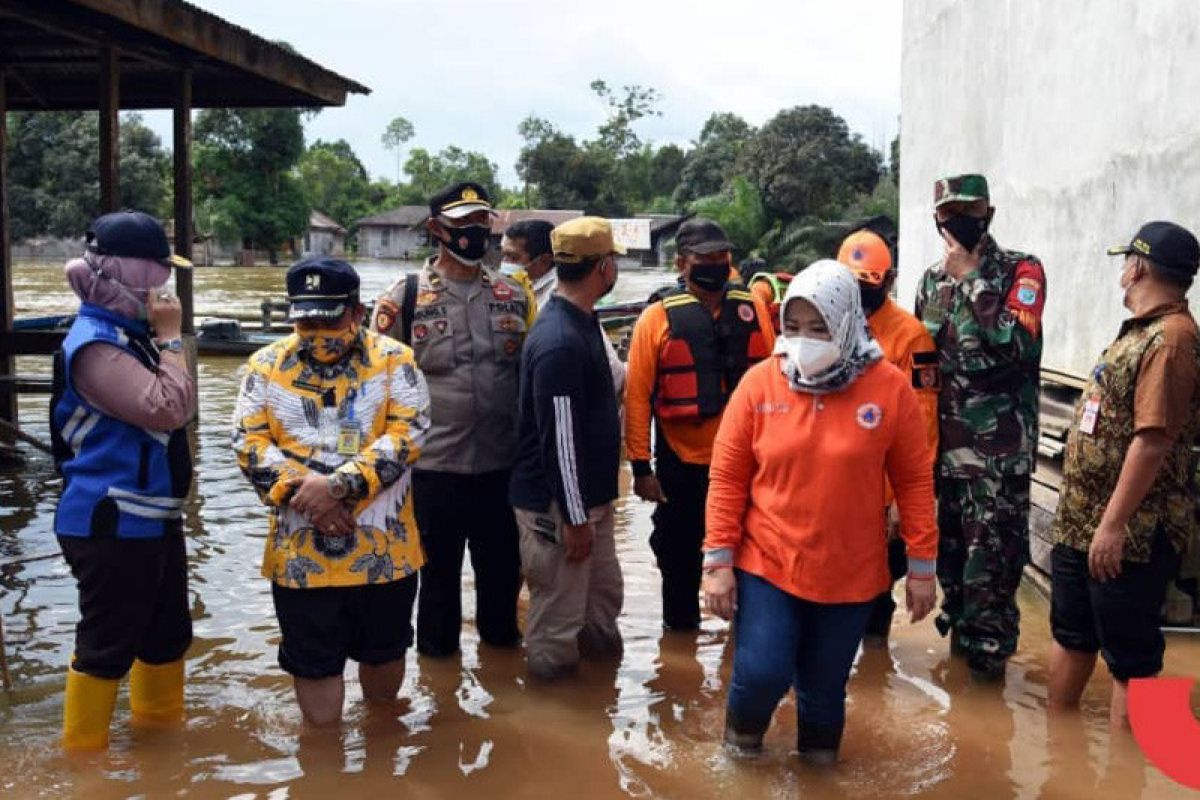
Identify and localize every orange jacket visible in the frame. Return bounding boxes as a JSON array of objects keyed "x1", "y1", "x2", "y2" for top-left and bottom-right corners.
[
  {"x1": 625, "y1": 292, "x2": 776, "y2": 466},
  {"x1": 705, "y1": 357, "x2": 938, "y2": 603},
  {"x1": 868, "y1": 297, "x2": 939, "y2": 505}
]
